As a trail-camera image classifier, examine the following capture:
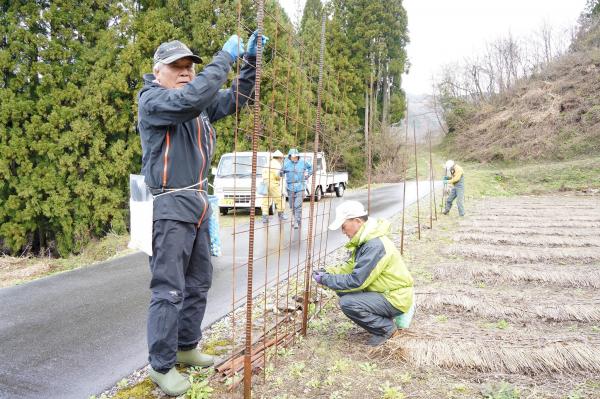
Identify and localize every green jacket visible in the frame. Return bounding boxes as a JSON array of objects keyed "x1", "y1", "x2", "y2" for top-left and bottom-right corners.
[{"x1": 322, "y1": 218, "x2": 414, "y2": 313}]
